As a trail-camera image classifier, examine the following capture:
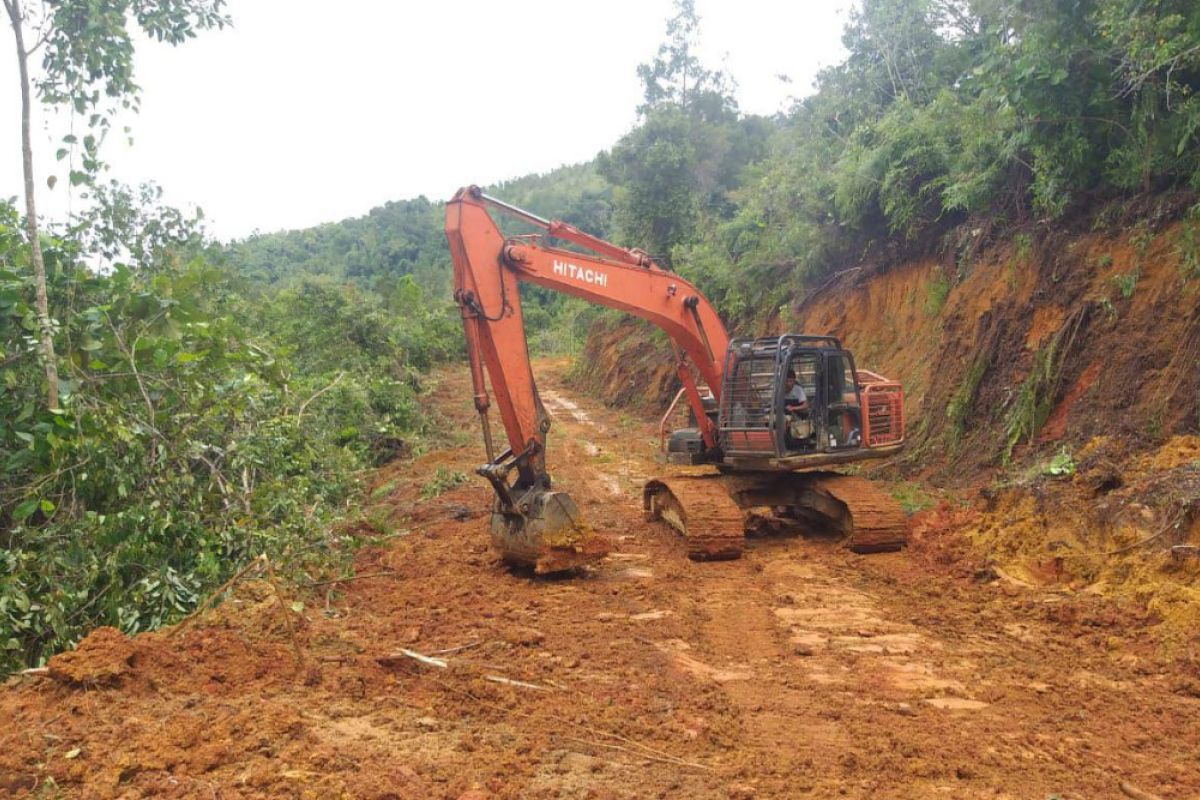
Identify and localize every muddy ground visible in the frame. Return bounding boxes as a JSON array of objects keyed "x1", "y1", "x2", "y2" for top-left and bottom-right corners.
[{"x1": 2, "y1": 360, "x2": 1198, "y2": 799}]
